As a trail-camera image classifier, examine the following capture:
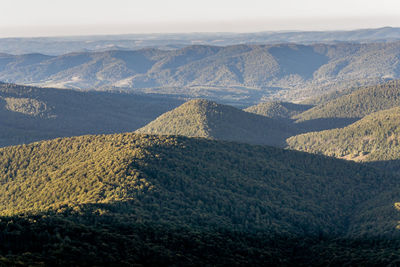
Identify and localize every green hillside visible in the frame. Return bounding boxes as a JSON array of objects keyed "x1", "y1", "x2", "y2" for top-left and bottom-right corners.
[
  {"x1": 244, "y1": 101, "x2": 312, "y2": 119},
  {"x1": 136, "y1": 99, "x2": 298, "y2": 147},
  {"x1": 295, "y1": 80, "x2": 400, "y2": 122},
  {"x1": 300, "y1": 86, "x2": 359, "y2": 105},
  {"x1": 0, "y1": 82, "x2": 182, "y2": 147},
  {"x1": 287, "y1": 106, "x2": 400, "y2": 172},
  {"x1": 0, "y1": 133, "x2": 400, "y2": 264}
]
